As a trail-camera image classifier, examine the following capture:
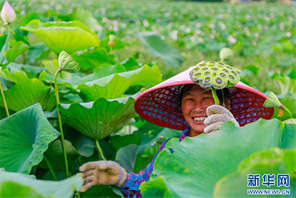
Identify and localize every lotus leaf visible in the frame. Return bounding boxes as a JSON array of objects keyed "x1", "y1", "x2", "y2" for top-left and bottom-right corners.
[
  {"x1": 20, "y1": 20, "x2": 100, "y2": 54},
  {"x1": 0, "y1": 30, "x2": 13, "y2": 65},
  {"x1": 140, "y1": 119, "x2": 296, "y2": 197},
  {"x1": 42, "y1": 63, "x2": 126, "y2": 86},
  {"x1": 77, "y1": 65, "x2": 162, "y2": 101},
  {"x1": 4, "y1": 39, "x2": 30, "y2": 65},
  {"x1": 0, "y1": 104, "x2": 60, "y2": 174},
  {"x1": 0, "y1": 171, "x2": 82, "y2": 198},
  {"x1": 0, "y1": 181, "x2": 47, "y2": 198},
  {"x1": 27, "y1": 42, "x2": 49, "y2": 64},
  {"x1": 136, "y1": 32, "x2": 183, "y2": 67},
  {"x1": 0, "y1": 76, "x2": 14, "y2": 90},
  {"x1": 7, "y1": 62, "x2": 46, "y2": 76},
  {"x1": 213, "y1": 148, "x2": 296, "y2": 197},
  {"x1": 0, "y1": 69, "x2": 56, "y2": 111},
  {"x1": 59, "y1": 94, "x2": 138, "y2": 140},
  {"x1": 58, "y1": 9, "x2": 103, "y2": 33},
  {"x1": 71, "y1": 48, "x2": 109, "y2": 70},
  {"x1": 115, "y1": 144, "x2": 138, "y2": 172},
  {"x1": 0, "y1": 107, "x2": 14, "y2": 119}
]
